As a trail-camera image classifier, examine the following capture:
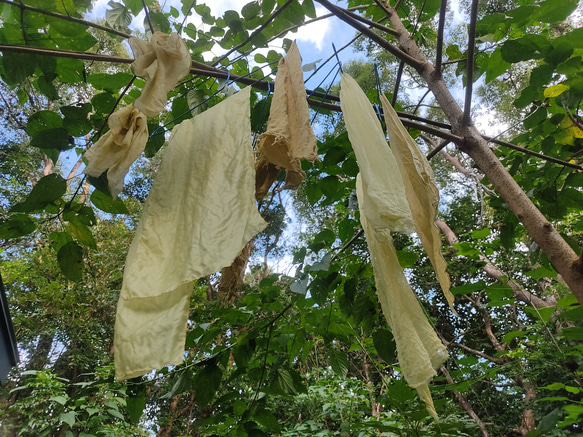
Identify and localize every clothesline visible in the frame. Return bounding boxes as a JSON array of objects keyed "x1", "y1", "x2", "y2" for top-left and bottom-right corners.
[{"x1": 0, "y1": 43, "x2": 579, "y2": 171}]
